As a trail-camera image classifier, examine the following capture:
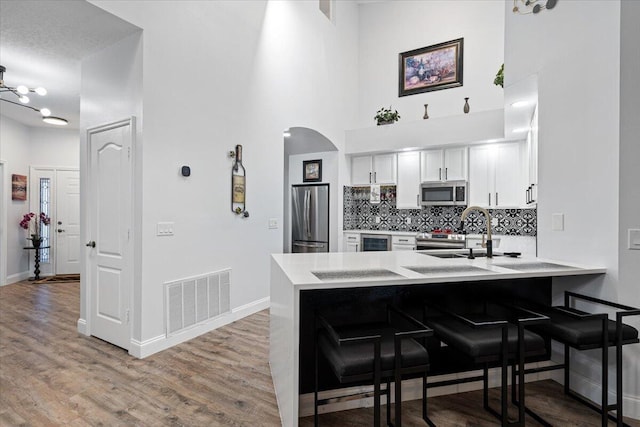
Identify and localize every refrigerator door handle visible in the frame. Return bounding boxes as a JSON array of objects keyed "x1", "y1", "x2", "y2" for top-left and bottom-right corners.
[
  {"x1": 293, "y1": 242, "x2": 325, "y2": 248},
  {"x1": 304, "y1": 190, "x2": 311, "y2": 239}
]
